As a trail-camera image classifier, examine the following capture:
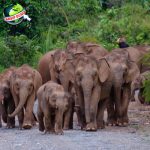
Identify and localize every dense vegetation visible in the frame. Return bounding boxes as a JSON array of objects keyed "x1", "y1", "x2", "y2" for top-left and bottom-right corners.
[{"x1": 0, "y1": 0, "x2": 150, "y2": 100}]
